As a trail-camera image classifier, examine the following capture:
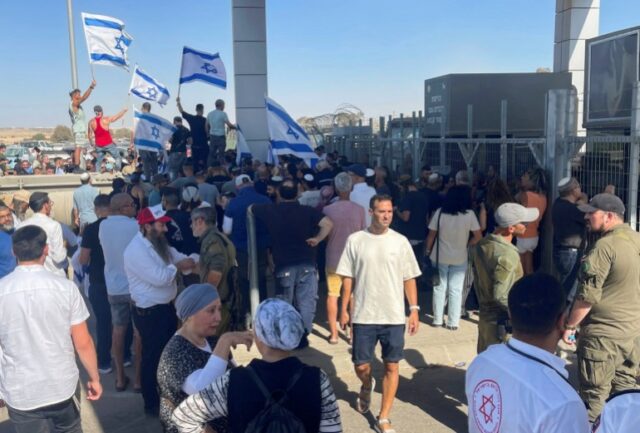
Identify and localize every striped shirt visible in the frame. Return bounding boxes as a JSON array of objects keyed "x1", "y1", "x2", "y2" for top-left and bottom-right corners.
[{"x1": 172, "y1": 368, "x2": 342, "y2": 433}]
